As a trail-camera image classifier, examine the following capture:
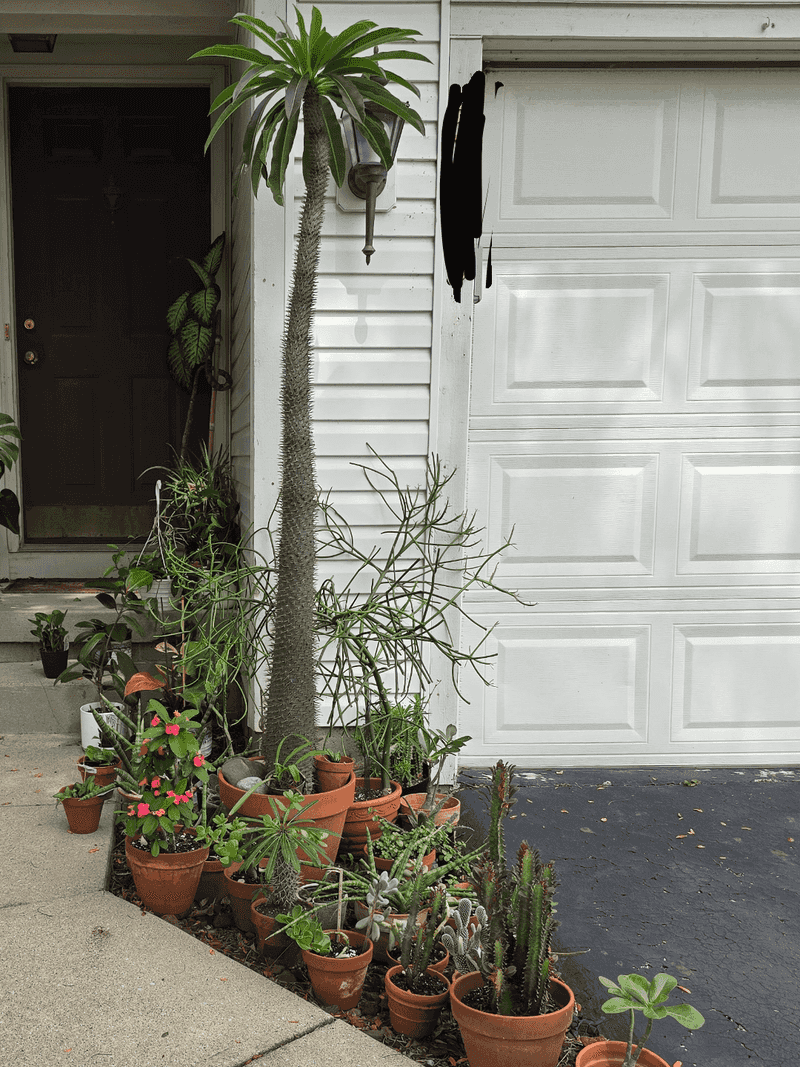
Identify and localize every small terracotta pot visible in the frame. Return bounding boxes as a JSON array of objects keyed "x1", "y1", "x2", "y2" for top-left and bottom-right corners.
[
  {"x1": 302, "y1": 929, "x2": 373, "y2": 1011},
  {"x1": 222, "y1": 864, "x2": 261, "y2": 933},
  {"x1": 399, "y1": 791, "x2": 460, "y2": 828},
  {"x1": 314, "y1": 753, "x2": 355, "y2": 792},
  {"x1": 575, "y1": 1040, "x2": 676, "y2": 1067},
  {"x1": 250, "y1": 896, "x2": 300, "y2": 963},
  {"x1": 77, "y1": 757, "x2": 121, "y2": 791},
  {"x1": 450, "y1": 971, "x2": 575, "y2": 1067},
  {"x1": 195, "y1": 856, "x2": 227, "y2": 903},
  {"x1": 125, "y1": 831, "x2": 209, "y2": 918},
  {"x1": 385, "y1": 964, "x2": 450, "y2": 1039},
  {"x1": 341, "y1": 777, "x2": 403, "y2": 851},
  {"x1": 59, "y1": 789, "x2": 105, "y2": 835}
]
